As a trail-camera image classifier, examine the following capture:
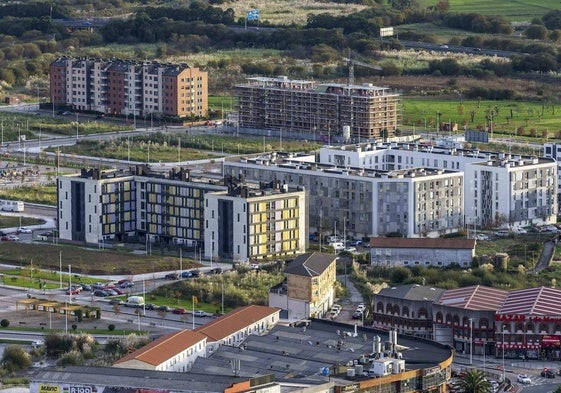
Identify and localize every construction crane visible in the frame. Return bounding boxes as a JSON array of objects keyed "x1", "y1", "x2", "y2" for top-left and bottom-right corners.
[{"x1": 342, "y1": 51, "x2": 383, "y2": 86}]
